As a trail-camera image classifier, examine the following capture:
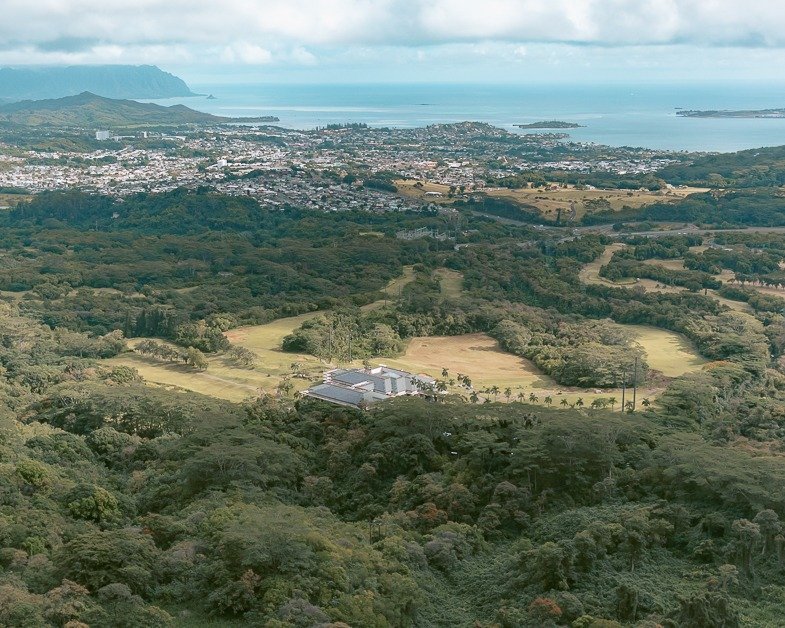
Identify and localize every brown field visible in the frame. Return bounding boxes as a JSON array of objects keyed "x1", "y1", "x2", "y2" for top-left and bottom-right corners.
[
  {"x1": 381, "y1": 328, "x2": 704, "y2": 405},
  {"x1": 394, "y1": 179, "x2": 708, "y2": 221},
  {"x1": 0, "y1": 194, "x2": 31, "y2": 208},
  {"x1": 484, "y1": 185, "x2": 708, "y2": 221},
  {"x1": 394, "y1": 179, "x2": 454, "y2": 202}
]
